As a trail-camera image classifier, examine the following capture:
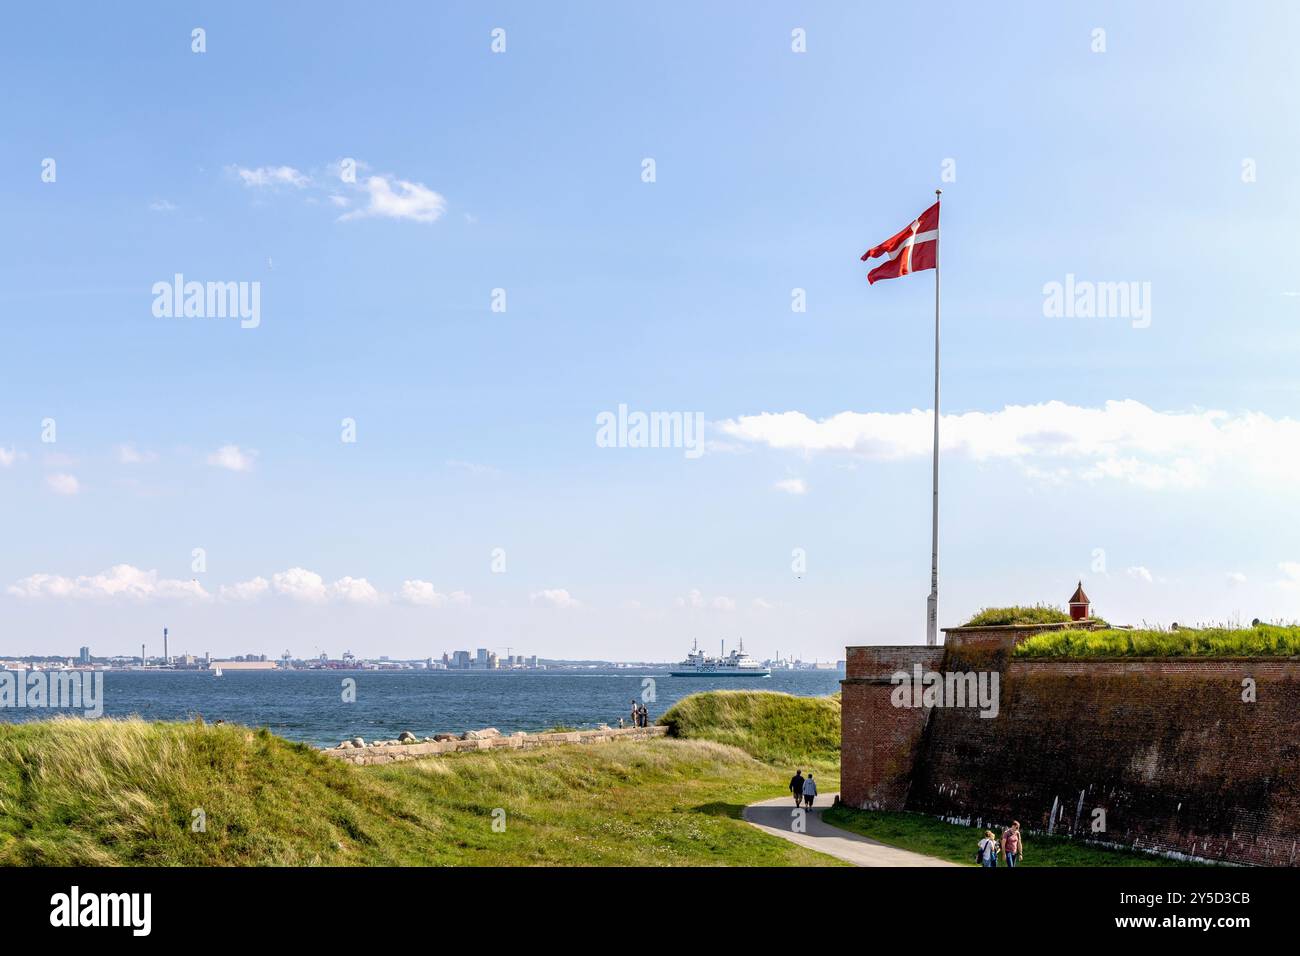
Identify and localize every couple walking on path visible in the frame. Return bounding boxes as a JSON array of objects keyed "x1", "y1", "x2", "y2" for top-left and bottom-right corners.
[
  {"x1": 977, "y1": 821, "x2": 1025, "y2": 867},
  {"x1": 788, "y1": 769, "x2": 818, "y2": 809}
]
